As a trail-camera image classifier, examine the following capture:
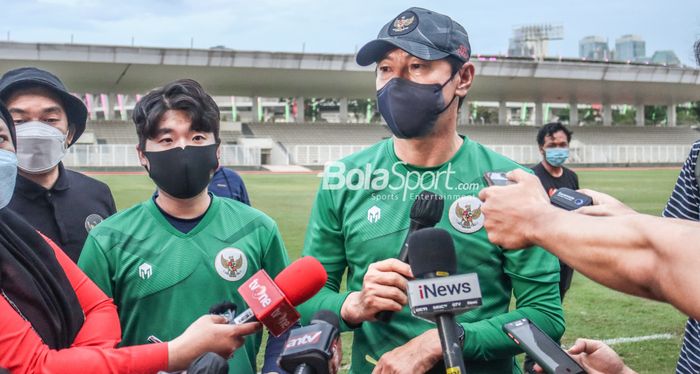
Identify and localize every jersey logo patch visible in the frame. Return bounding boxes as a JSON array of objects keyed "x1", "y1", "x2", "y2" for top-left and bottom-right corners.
[
  {"x1": 138, "y1": 263, "x2": 153, "y2": 279},
  {"x1": 84, "y1": 213, "x2": 104, "y2": 233},
  {"x1": 215, "y1": 248, "x2": 248, "y2": 281},
  {"x1": 367, "y1": 205, "x2": 381, "y2": 223},
  {"x1": 449, "y1": 196, "x2": 484, "y2": 234}
]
